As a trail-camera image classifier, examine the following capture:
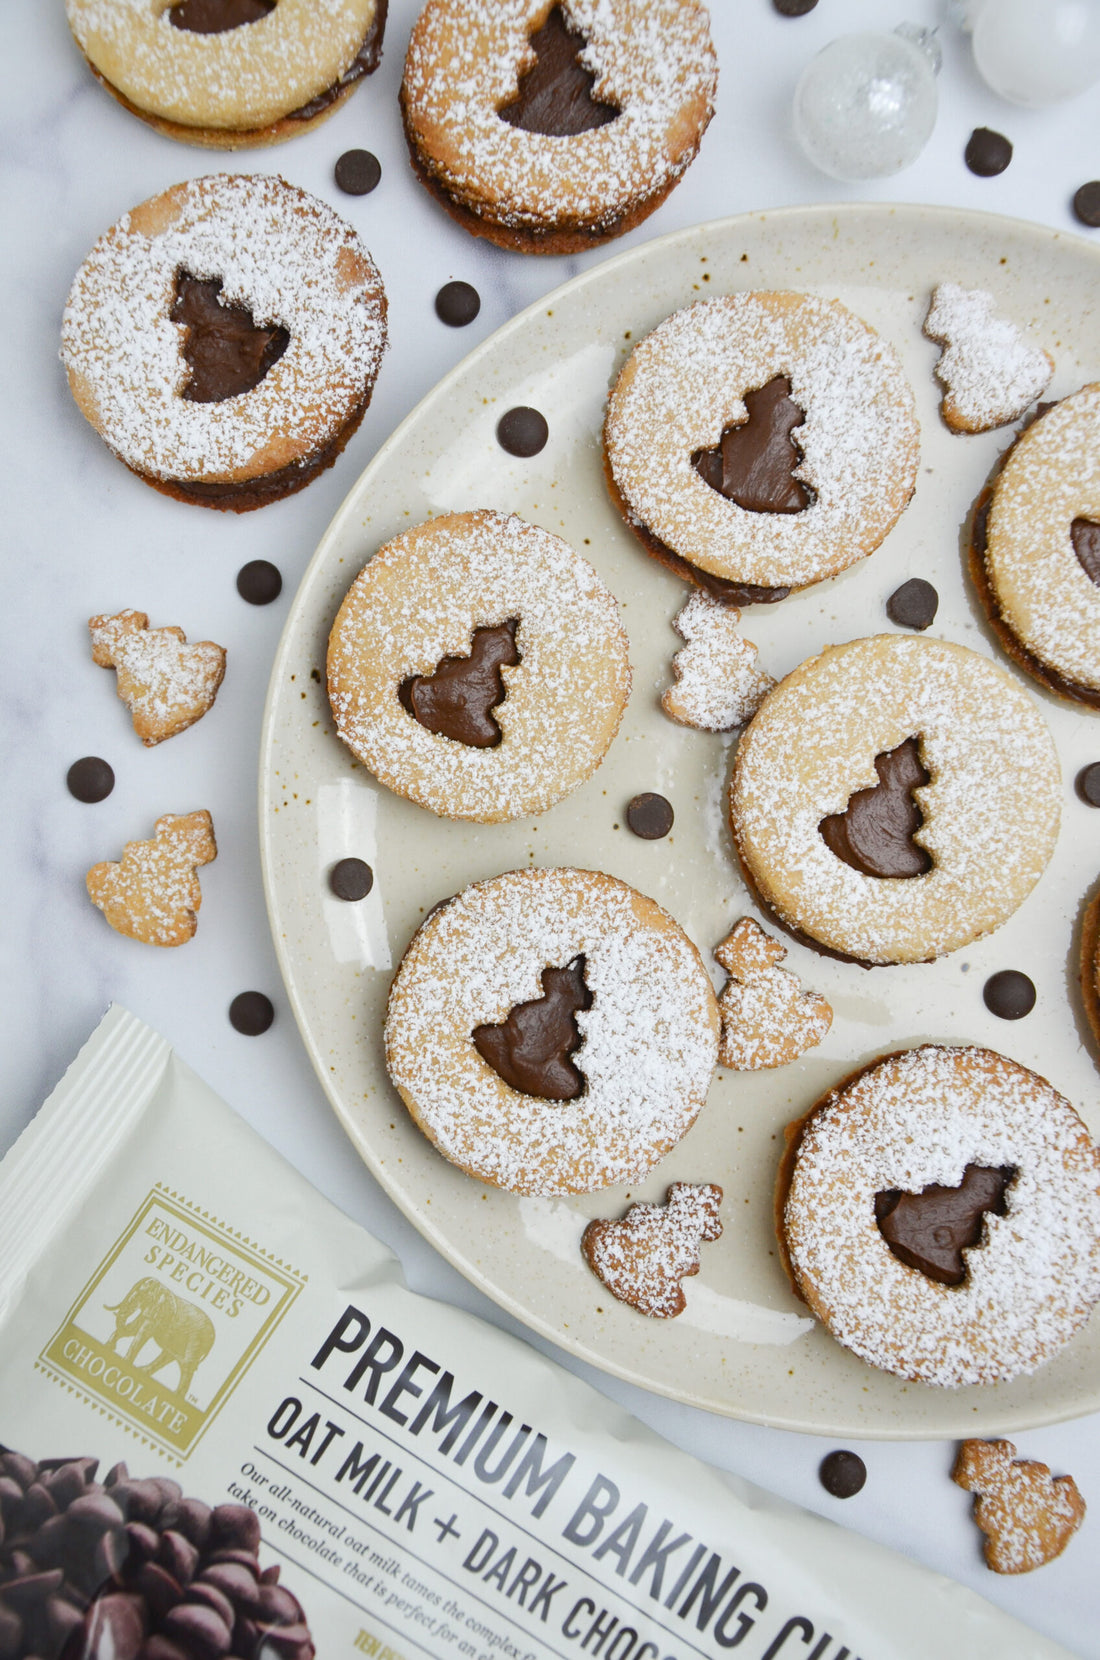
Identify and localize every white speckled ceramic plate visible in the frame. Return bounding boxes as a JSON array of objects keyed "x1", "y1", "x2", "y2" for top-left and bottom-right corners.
[{"x1": 260, "y1": 204, "x2": 1100, "y2": 1436}]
